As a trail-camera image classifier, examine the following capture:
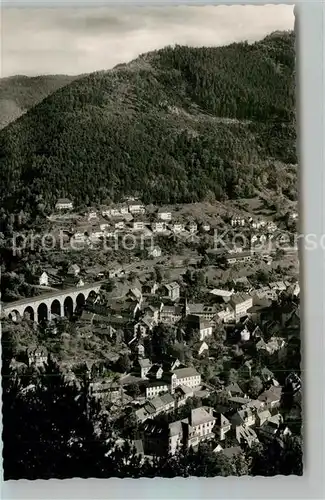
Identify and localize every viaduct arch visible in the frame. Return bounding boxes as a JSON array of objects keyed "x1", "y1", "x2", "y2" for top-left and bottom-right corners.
[{"x1": 2, "y1": 283, "x2": 102, "y2": 324}]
